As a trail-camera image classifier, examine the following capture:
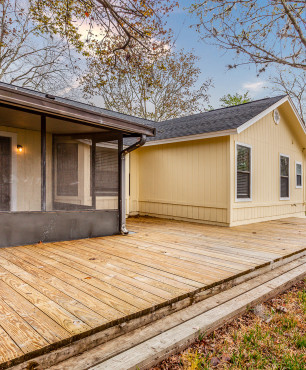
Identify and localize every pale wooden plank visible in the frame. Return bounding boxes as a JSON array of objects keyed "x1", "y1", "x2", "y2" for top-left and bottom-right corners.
[
  {"x1": 0, "y1": 297, "x2": 48, "y2": 353},
  {"x1": 0, "y1": 280, "x2": 70, "y2": 343},
  {"x1": 0, "y1": 325, "x2": 24, "y2": 364},
  {"x1": 0, "y1": 265, "x2": 90, "y2": 335}
]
